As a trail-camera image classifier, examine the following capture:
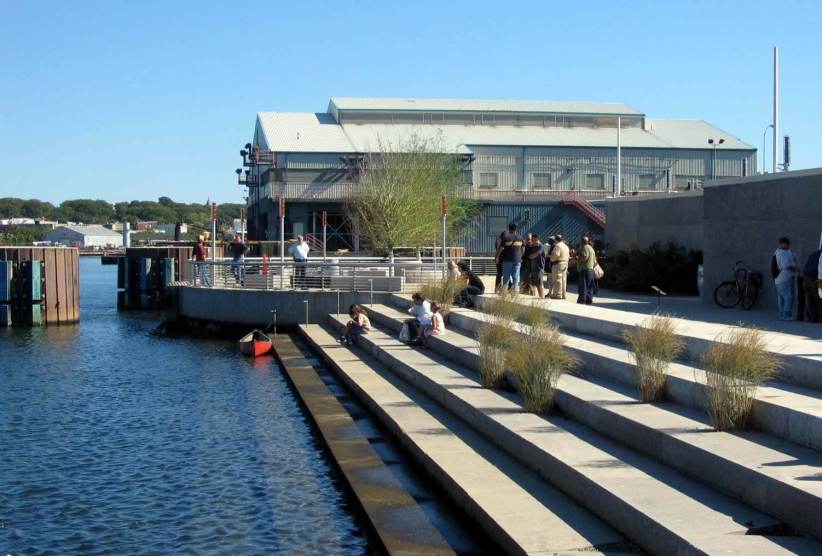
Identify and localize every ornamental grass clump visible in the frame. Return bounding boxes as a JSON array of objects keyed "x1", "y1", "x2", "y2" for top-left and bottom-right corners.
[
  {"x1": 622, "y1": 315, "x2": 684, "y2": 402},
  {"x1": 480, "y1": 291, "x2": 522, "y2": 322},
  {"x1": 477, "y1": 320, "x2": 515, "y2": 388},
  {"x1": 702, "y1": 328, "x2": 781, "y2": 430},
  {"x1": 420, "y1": 276, "x2": 462, "y2": 314},
  {"x1": 508, "y1": 324, "x2": 577, "y2": 413}
]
